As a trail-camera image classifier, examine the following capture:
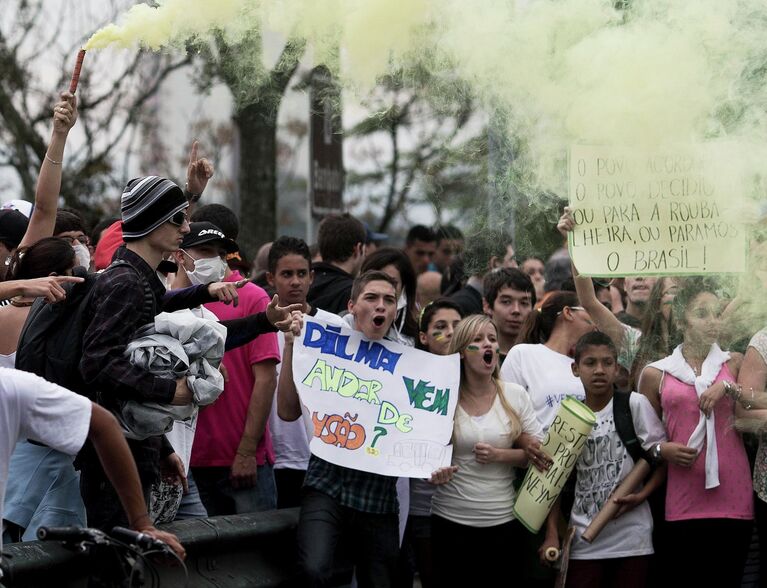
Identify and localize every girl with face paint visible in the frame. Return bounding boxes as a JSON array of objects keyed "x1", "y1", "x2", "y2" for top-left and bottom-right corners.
[
  {"x1": 430, "y1": 315, "x2": 544, "y2": 587},
  {"x1": 417, "y1": 298, "x2": 464, "y2": 355}
]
